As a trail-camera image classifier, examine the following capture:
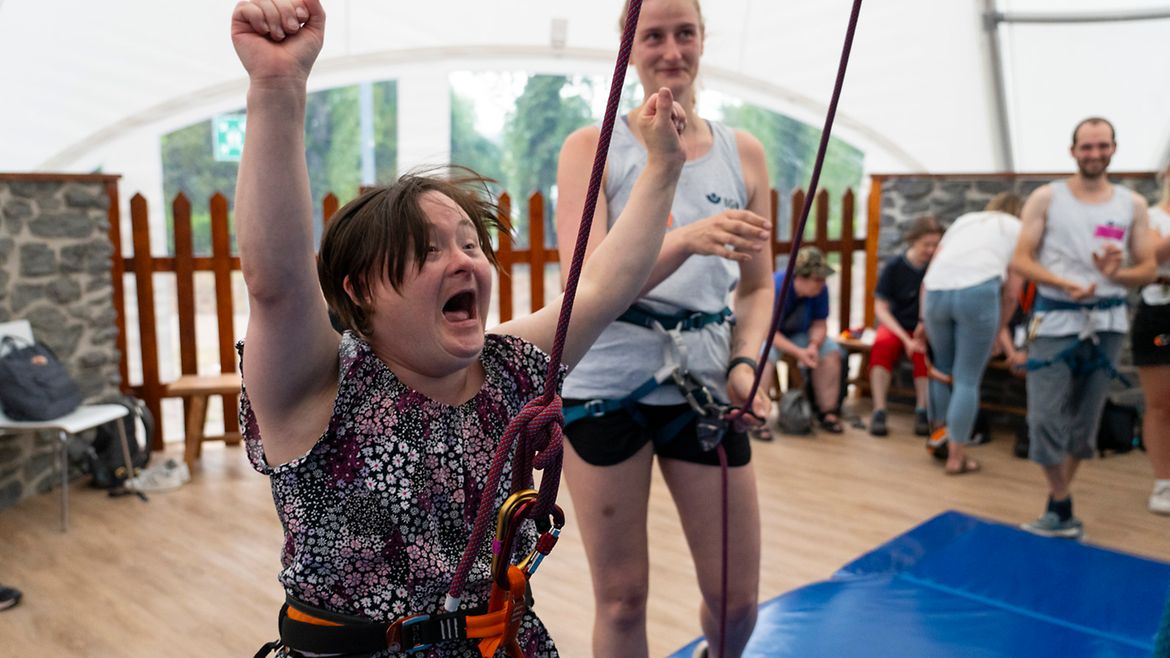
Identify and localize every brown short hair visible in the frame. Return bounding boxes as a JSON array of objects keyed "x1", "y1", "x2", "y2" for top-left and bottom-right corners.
[
  {"x1": 984, "y1": 192, "x2": 1024, "y2": 217},
  {"x1": 317, "y1": 167, "x2": 506, "y2": 337},
  {"x1": 1071, "y1": 117, "x2": 1115, "y2": 146},
  {"x1": 619, "y1": 0, "x2": 705, "y2": 34},
  {"x1": 903, "y1": 214, "x2": 945, "y2": 244}
]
